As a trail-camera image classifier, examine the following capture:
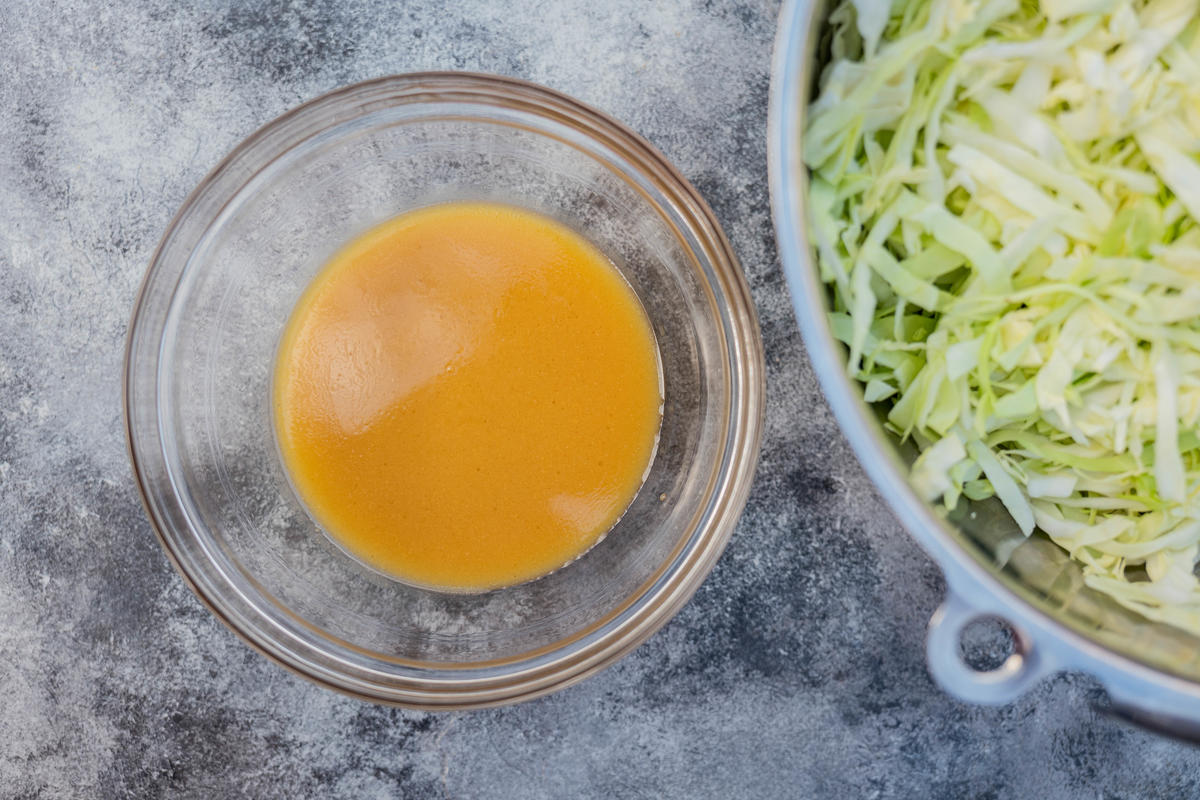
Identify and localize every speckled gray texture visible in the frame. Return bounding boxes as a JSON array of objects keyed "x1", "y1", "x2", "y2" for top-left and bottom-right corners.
[{"x1": 3, "y1": 1, "x2": 1200, "y2": 797}]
